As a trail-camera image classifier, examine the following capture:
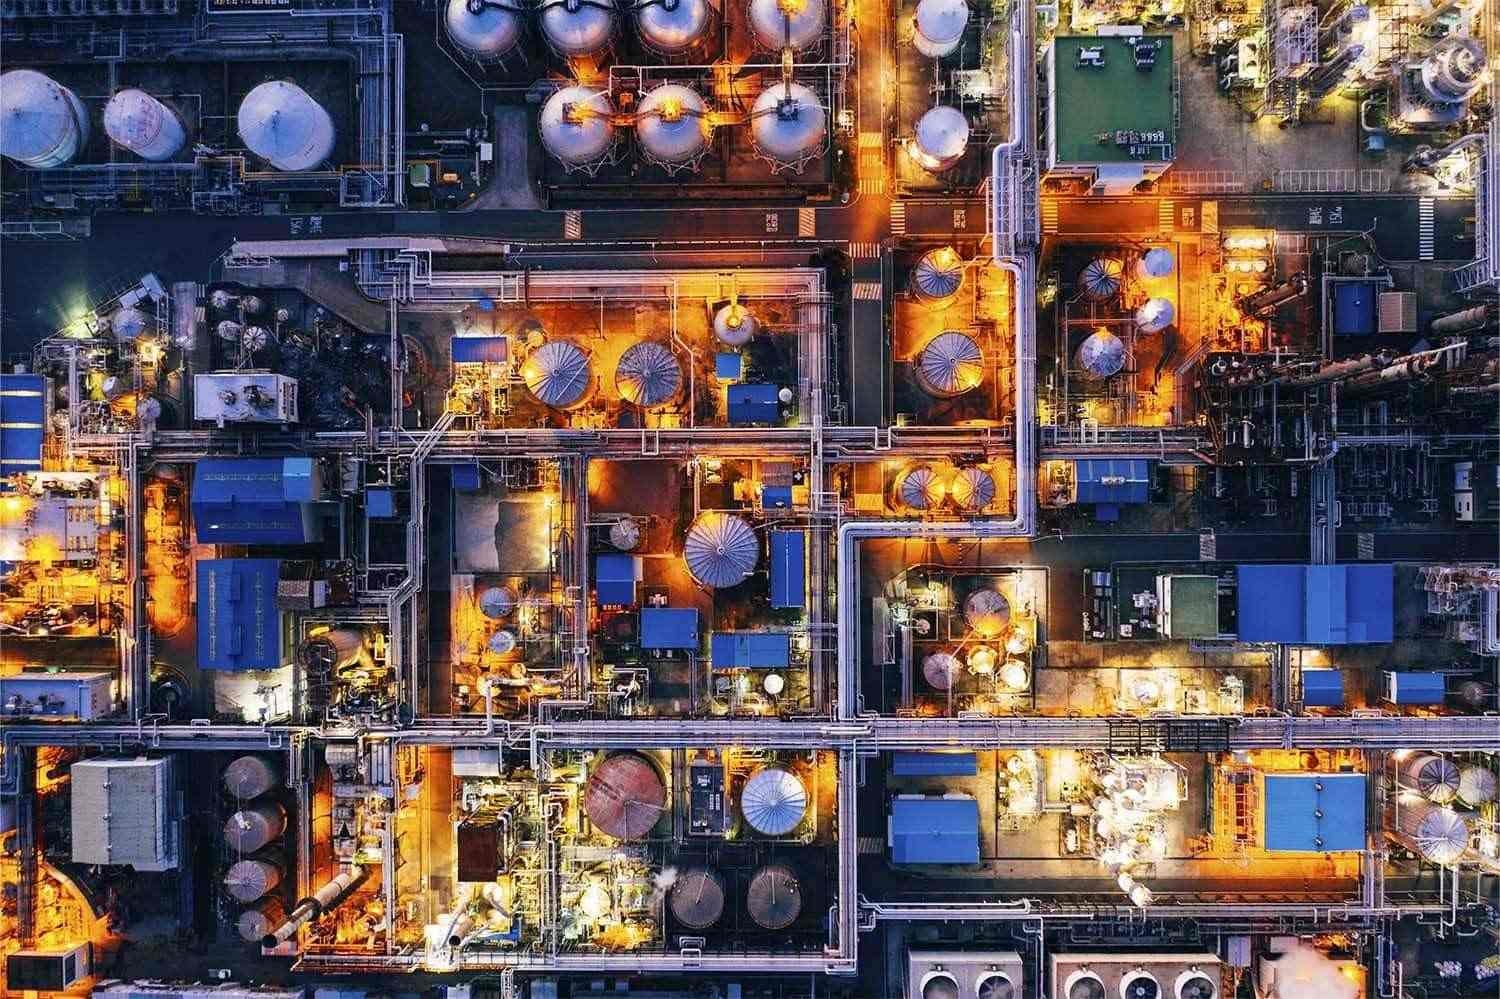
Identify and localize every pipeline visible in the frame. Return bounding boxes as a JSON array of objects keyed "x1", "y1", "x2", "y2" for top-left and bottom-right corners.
[
  {"x1": 1237, "y1": 273, "x2": 1309, "y2": 316},
  {"x1": 1431, "y1": 302, "x2": 1497, "y2": 334},
  {"x1": 260, "y1": 865, "x2": 368, "y2": 948},
  {"x1": 1276, "y1": 351, "x2": 1394, "y2": 389},
  {"x1": 1342, "y1": 344, "x2": 1465, "y2": 395}
]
